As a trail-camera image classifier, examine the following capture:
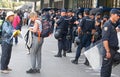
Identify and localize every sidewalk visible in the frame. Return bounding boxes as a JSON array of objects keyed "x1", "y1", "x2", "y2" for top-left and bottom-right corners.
[{"x1": 0, "y1": 26, "x2": 119, "y2": 77}]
